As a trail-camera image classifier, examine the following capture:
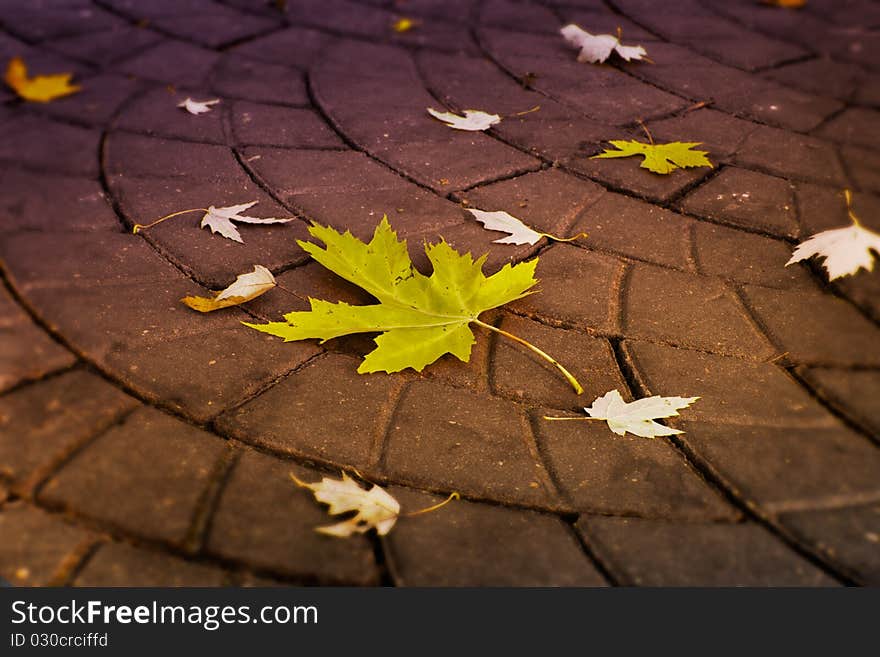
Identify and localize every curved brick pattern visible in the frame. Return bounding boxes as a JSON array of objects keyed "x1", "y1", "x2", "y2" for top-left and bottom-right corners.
[
  {"x1": 1, "y1": 0, "x2": 878, "y2": 587},
  {"x1": 576, "y1": 516, "x2": 837, "y2": 586}
]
